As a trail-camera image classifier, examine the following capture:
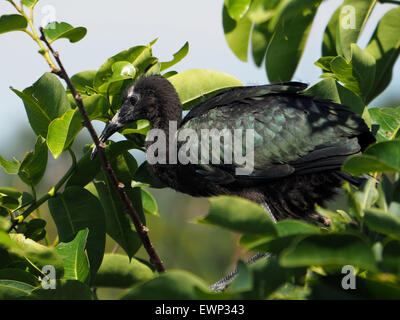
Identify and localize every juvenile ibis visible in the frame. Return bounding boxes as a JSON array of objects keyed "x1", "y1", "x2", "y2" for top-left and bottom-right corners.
[{"x1": 92, "y1": 75, "x2": 374, "y2": 226}]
